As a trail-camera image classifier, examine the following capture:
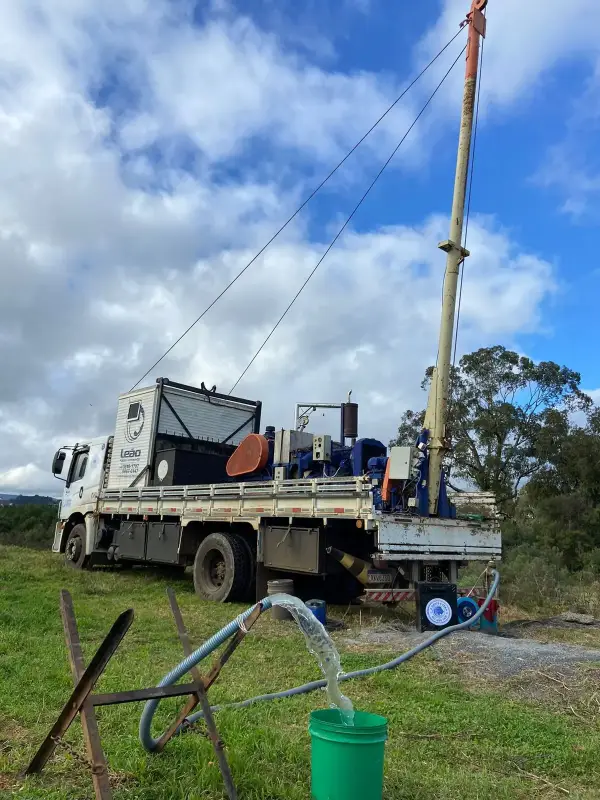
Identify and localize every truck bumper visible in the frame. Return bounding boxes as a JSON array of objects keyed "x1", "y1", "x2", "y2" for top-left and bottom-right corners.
[{"x1": 374, "y1": 515, "x2": 501, "y2": 561}]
